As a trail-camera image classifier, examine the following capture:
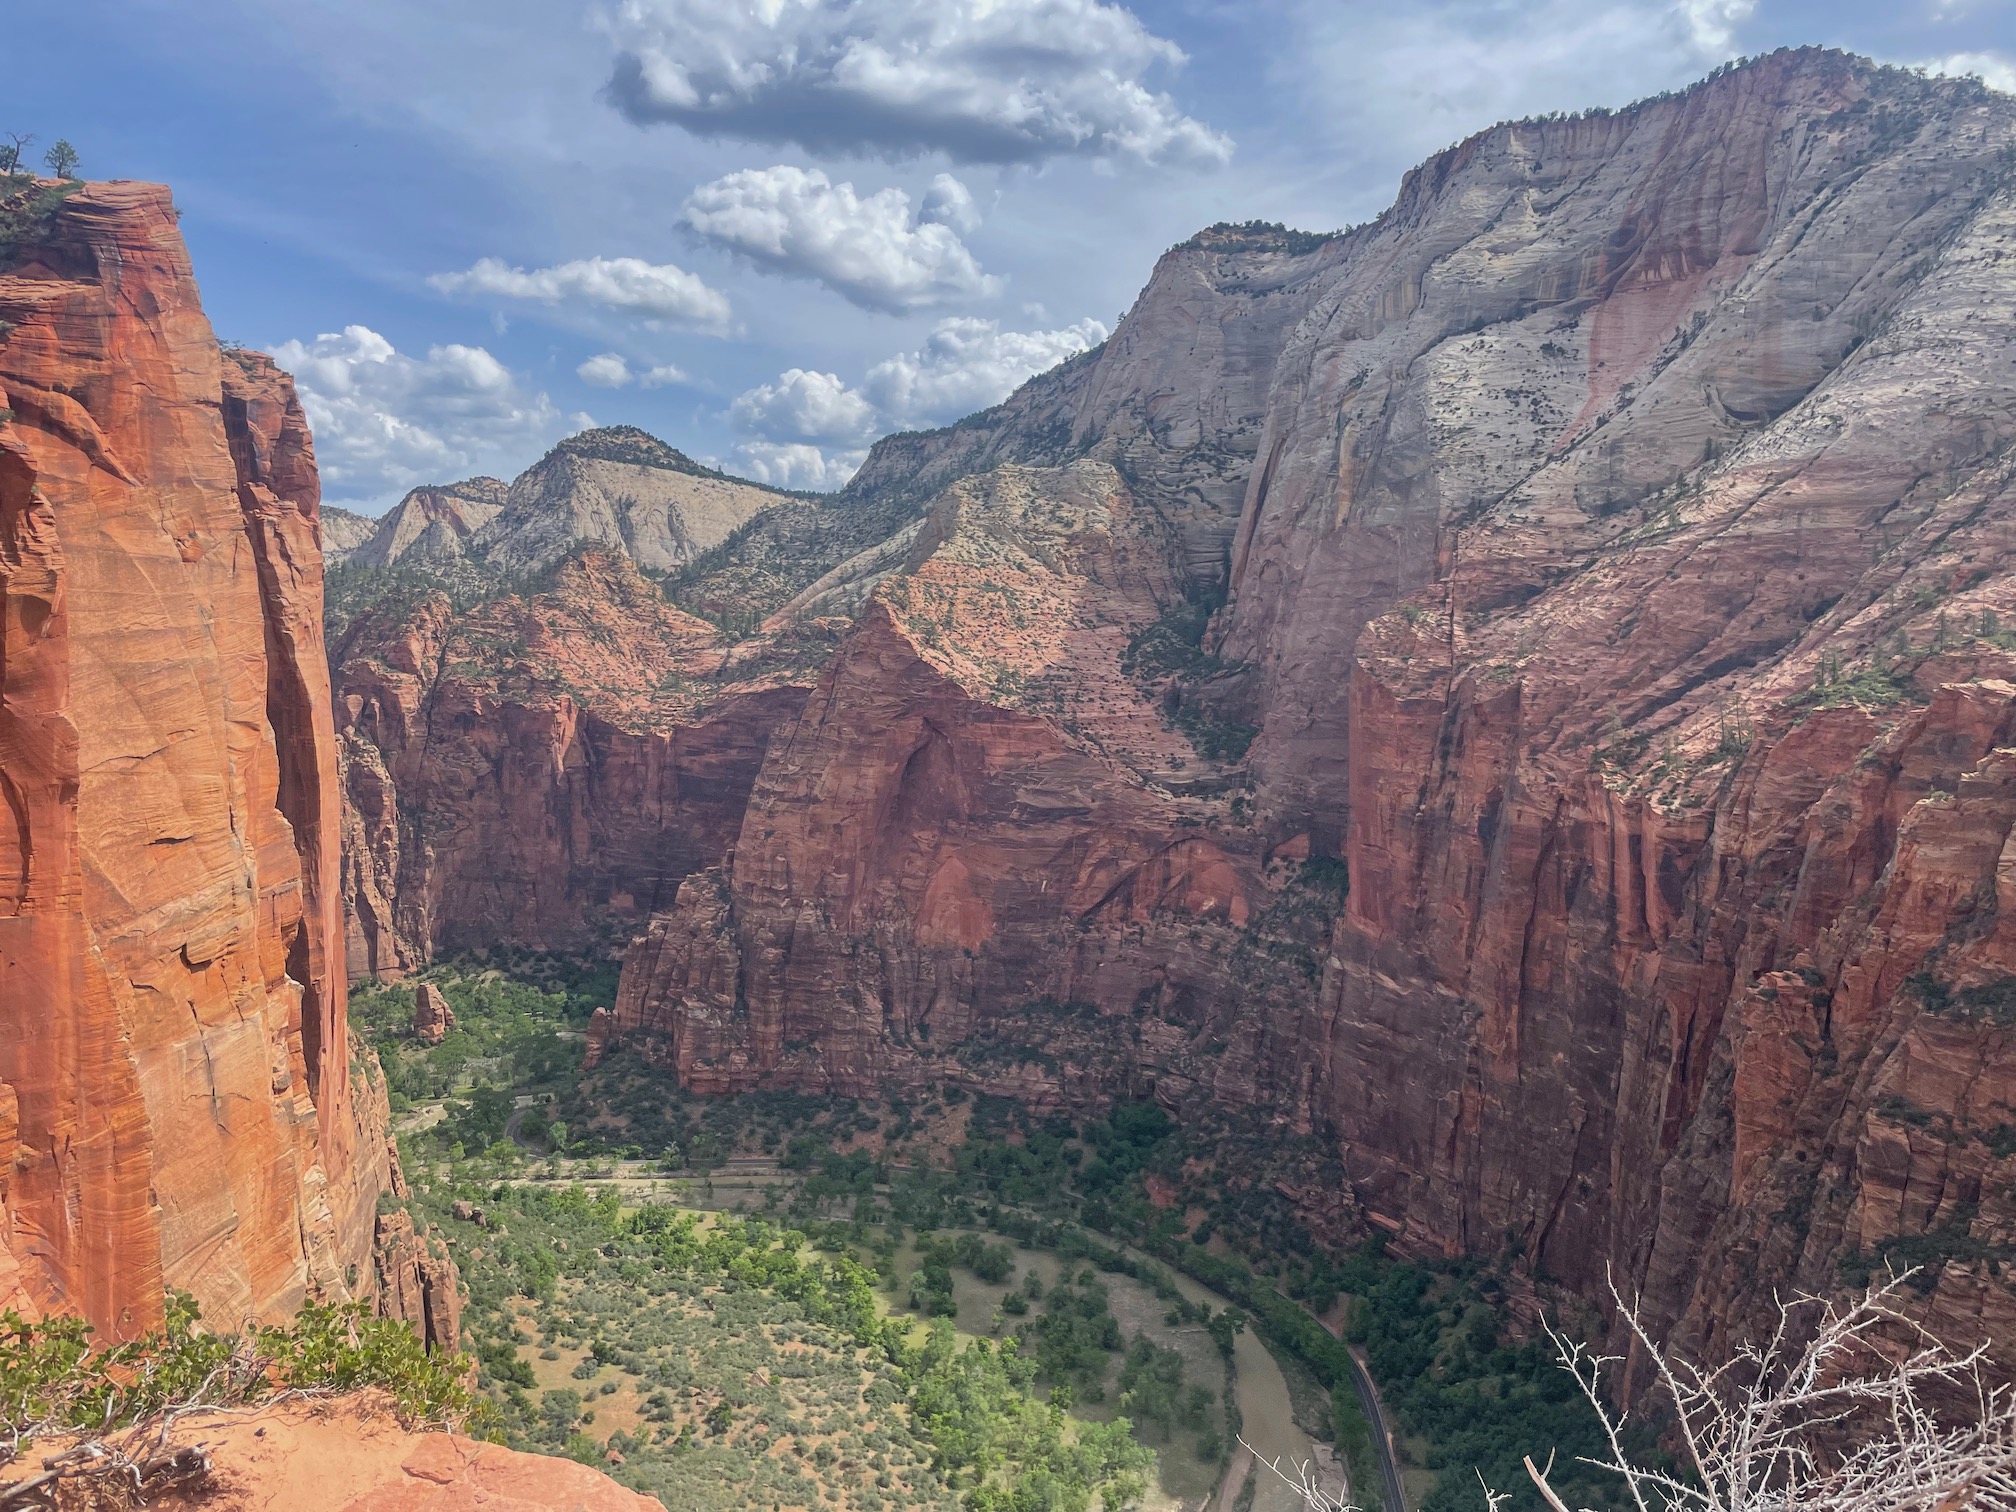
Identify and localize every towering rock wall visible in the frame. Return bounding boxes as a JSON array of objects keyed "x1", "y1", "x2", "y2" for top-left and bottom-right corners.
[
  {"x1": 0, "y1": 181, "x2": 379, "y2": 1335},
  {"x1": 609, "y1": 51, "x2": 2016, "y2": 1355}
]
